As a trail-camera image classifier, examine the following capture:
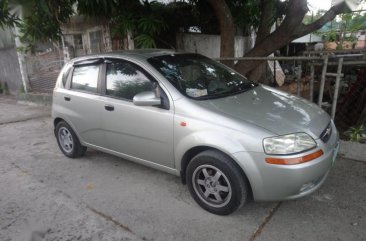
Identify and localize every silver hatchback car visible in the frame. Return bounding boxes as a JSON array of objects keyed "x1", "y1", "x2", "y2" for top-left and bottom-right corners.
[{"x1": 52, "y1": 50, "x2": 339, "y2": 215}]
